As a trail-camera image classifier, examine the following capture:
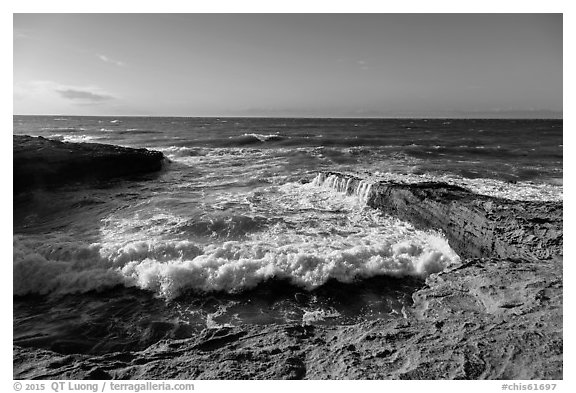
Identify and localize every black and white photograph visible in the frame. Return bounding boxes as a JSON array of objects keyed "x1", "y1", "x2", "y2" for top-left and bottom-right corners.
[{"x1": 12, "y1": 8, "x2": 564, "y2": 382}]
